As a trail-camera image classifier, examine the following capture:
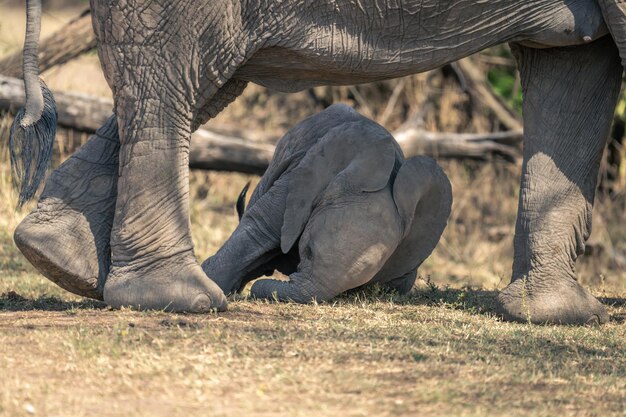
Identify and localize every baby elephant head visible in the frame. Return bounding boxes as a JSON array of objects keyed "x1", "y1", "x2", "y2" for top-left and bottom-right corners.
[{"x1": 203, "y1": 104, "x2": 452, "y2": 302}]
